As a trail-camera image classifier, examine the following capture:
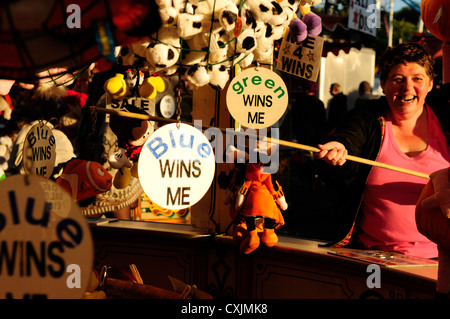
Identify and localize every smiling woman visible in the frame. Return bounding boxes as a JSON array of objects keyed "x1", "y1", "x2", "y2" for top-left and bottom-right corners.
[{"x1": 314, "y1": 42, "x2": 450, "y2": 259}]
